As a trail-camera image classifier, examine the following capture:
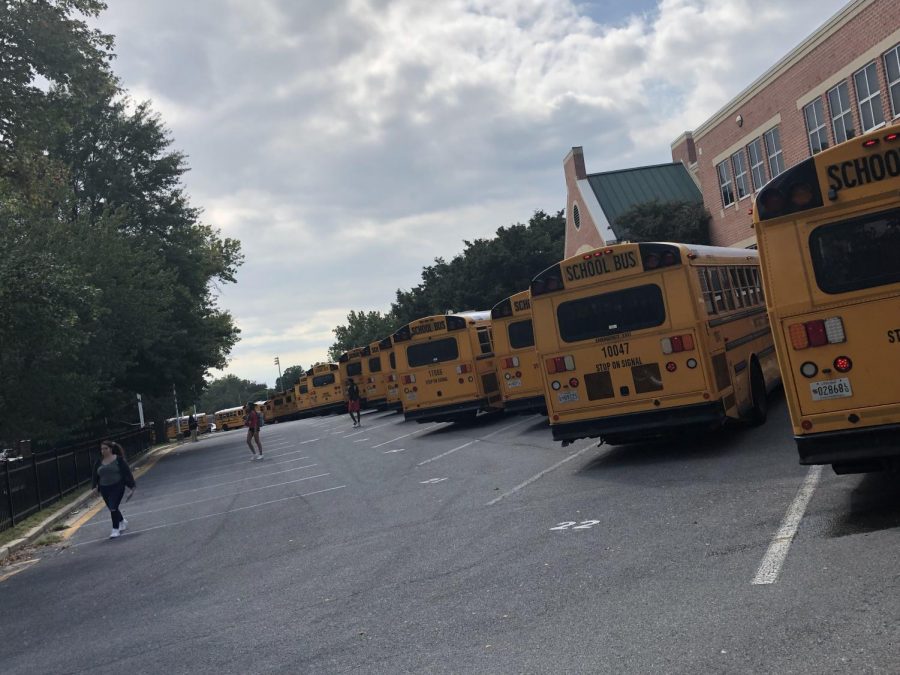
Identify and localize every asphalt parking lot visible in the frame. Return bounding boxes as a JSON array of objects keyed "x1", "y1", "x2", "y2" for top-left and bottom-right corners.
[{"x1": 1, "y1": 396, "x2": 898, "y2": 673}]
